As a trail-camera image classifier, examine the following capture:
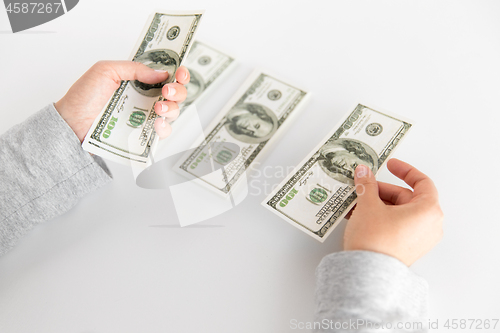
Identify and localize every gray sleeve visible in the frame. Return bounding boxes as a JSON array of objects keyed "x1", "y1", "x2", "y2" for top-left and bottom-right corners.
[
  {"x1": 0, "y1": 104, "x2": 112, "y2": 256},
  {"x1": 314, "y1": 251, "x2": 428, "y2": 332}
]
